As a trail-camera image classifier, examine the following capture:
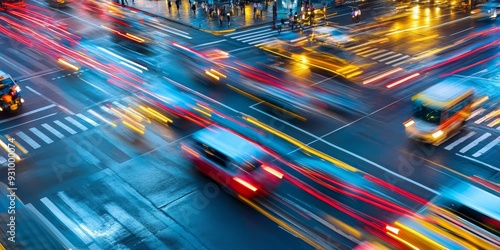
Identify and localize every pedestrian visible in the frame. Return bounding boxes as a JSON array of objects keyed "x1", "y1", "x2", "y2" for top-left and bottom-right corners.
[
  {"x1": 227, "y1": 12, "x2": 231, "y2": 25},
  {"x1": 240, "y1": 1, "x2": 245, "y2": 14},
  {"x1": 192, "y1": 2, "x2": 196, "y2": 15},
  {"x1": 219, "y1": 13, "x2": 224, "y2": 26},
  {"x1": 257, "y1": 2, "x2": 262, "y2": 17},
  {"x1": 253, "y1": 2, "x2": 257, "y2": 18},
  {"x1": 278, "y1": 18, "x2": 285, "y2": 33},
  {"x1": 175, "y1": 0, "x2": 180, "y2": 10},
  {"x1": 168, "y1": 1, "x2": 172, "y2": 12}
]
